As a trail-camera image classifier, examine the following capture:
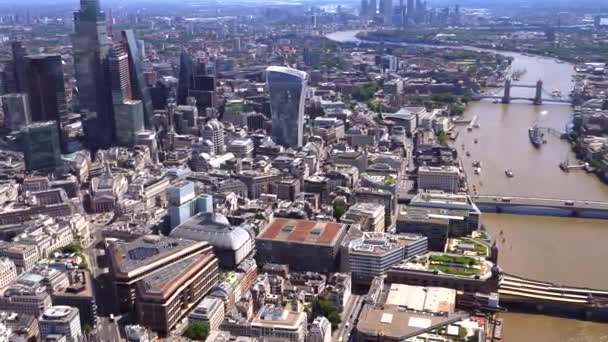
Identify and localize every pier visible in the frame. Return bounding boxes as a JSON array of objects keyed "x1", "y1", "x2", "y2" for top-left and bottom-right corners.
[{"x1": 499, "y1": 273, "x2": 608, "y2": 321}]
